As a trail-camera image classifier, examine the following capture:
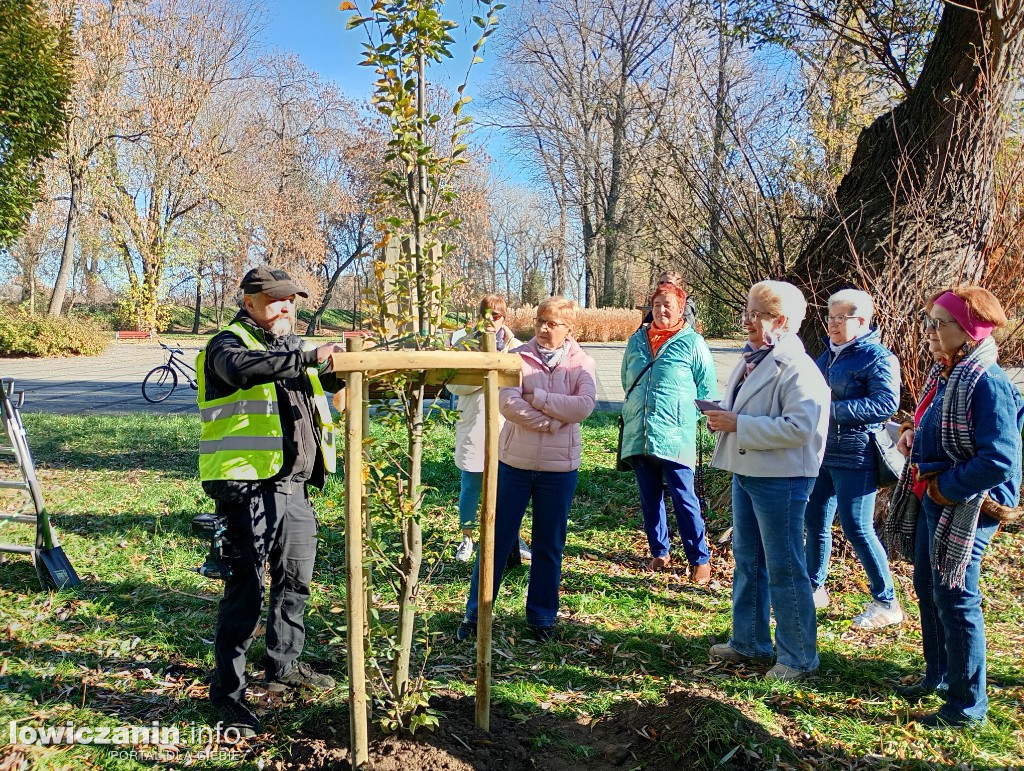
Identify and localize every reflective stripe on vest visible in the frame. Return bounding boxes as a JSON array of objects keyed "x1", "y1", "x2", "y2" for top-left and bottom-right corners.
[
  {"x1": 304, "y1": 340, "x2": 337, "y2": 474},
  {"x1": 197, "y1": 322, "x2": 336, "y2": 480}
]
